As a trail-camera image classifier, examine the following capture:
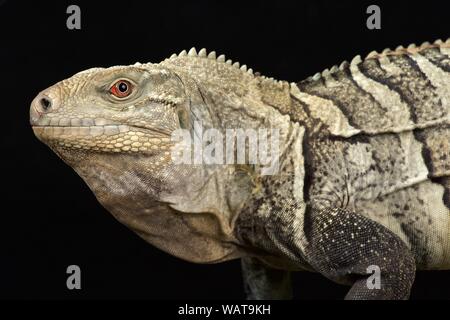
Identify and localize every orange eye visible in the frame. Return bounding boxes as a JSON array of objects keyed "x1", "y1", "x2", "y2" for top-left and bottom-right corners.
[{"x1": 110, "y1": 80, "x2": 132, "y2": 98}]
